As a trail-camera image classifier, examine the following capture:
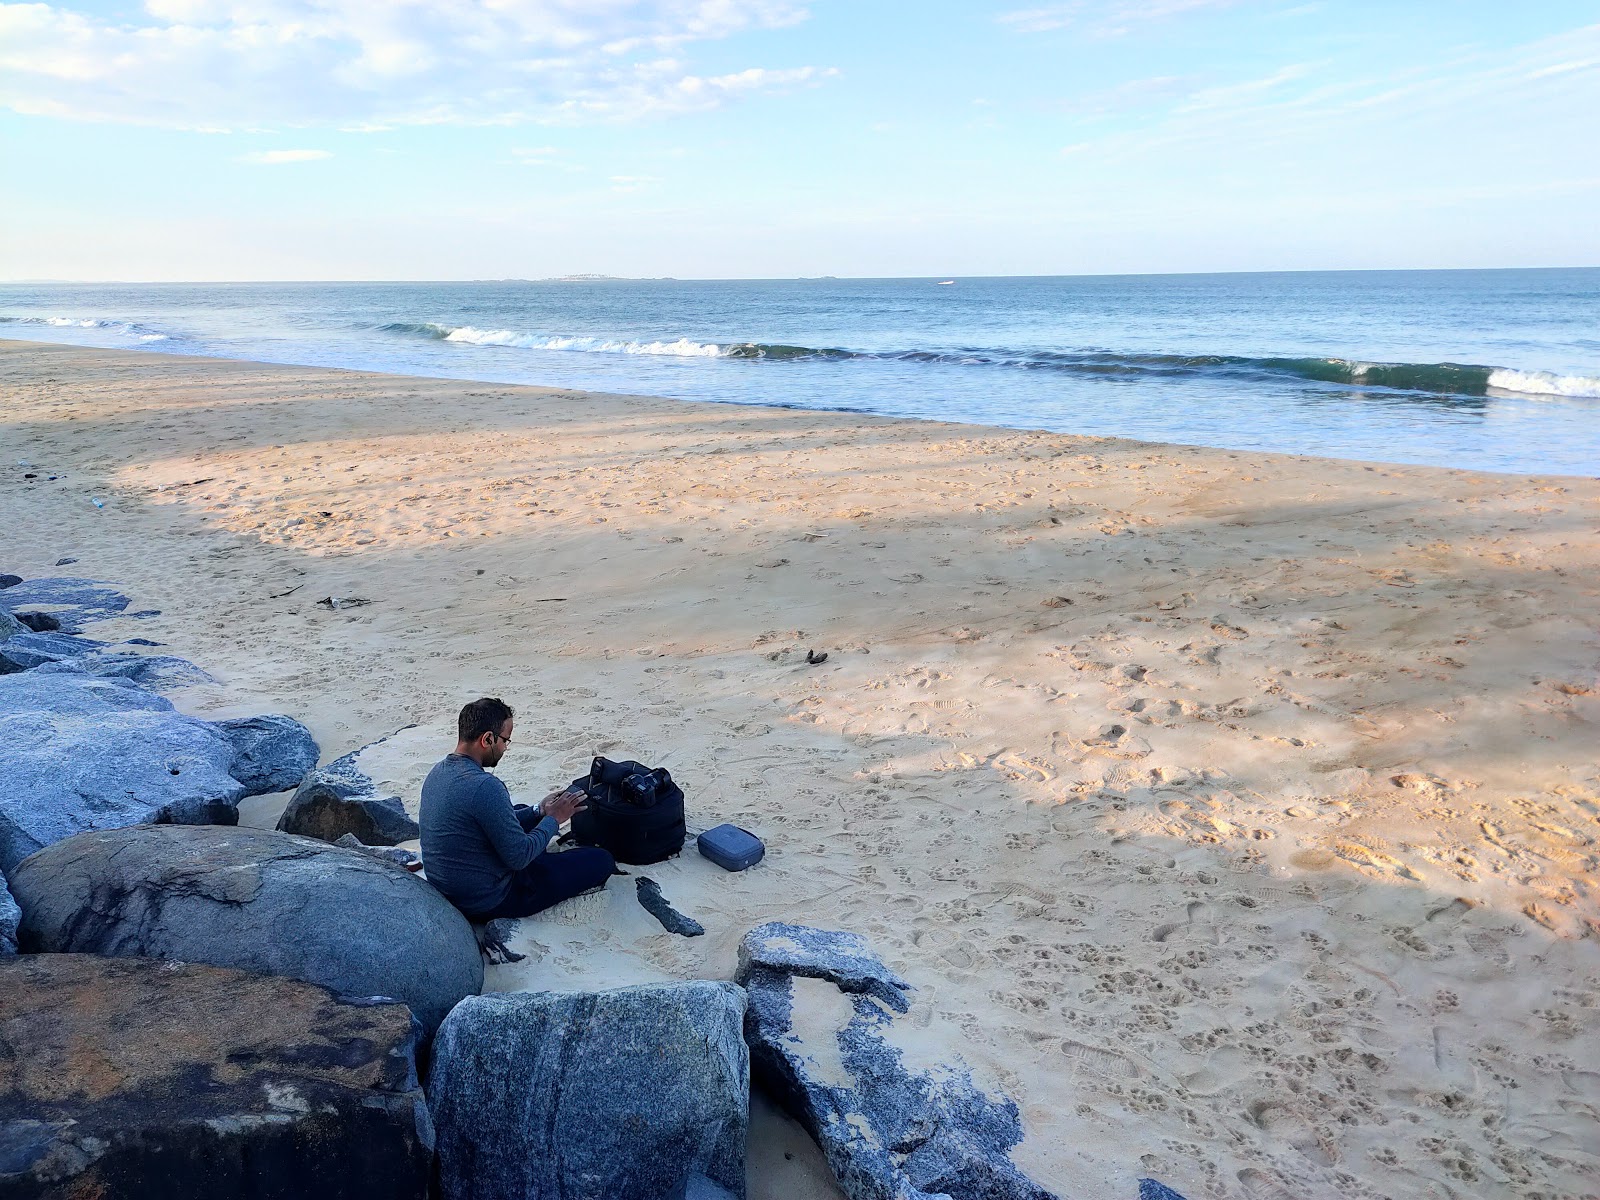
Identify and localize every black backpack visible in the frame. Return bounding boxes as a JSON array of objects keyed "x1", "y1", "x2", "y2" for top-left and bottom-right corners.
[{"x1": 566, "y1": 756, "x2": 686, "y2": 865}]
